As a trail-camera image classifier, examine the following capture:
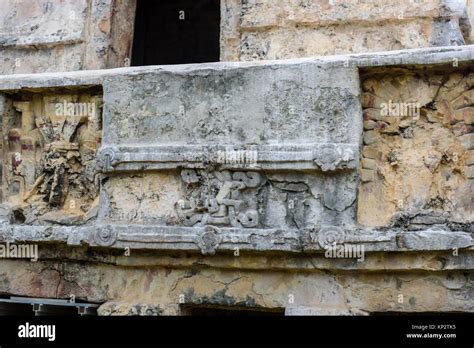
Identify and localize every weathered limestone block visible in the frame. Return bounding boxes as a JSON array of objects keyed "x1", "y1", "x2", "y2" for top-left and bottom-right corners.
[
  {"x1": 397, "y1": 229, "x2": 472, "y2": 250},
  {"x1": 101, "y1": 64, "x2": 360, "y2": 145},
  {"x1": 223, "y1": 0, "x2": 471, "y2": 60},
  {"x1": 0, "y1": 0, "x2": 135, "y2": 74},
  {"x1": 239, "y1": 20, "x2": 437, "y2": 60},
  {"x1": 0, "y1": 0, "x2": 88, "y2": 47},
  {"x1": 93, "y1": 62, "x2": 362, "y2": 248},
  {"x1": 0, "y1": 255, "x2": 472, "y2": 314},
  {"x1": 239, "y1": 0, "x2": 460, "y2": 28}
]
